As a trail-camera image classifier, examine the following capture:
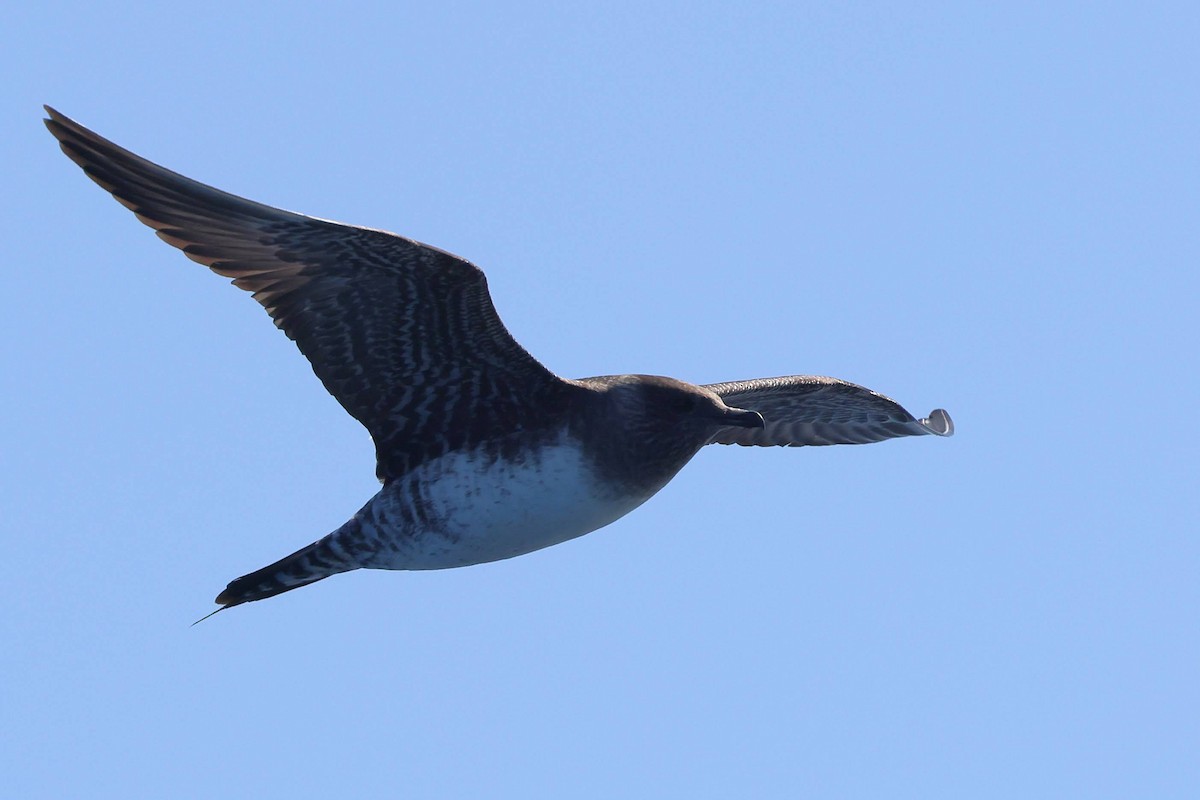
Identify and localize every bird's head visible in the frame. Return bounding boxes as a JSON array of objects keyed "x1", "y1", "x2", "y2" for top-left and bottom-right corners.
[
  {"x1": 591, "y1": 374, "x2": 763, "y2": 440},
  {"x1": 571, "y1": 375, "x2": 762, "y2": 494}
]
